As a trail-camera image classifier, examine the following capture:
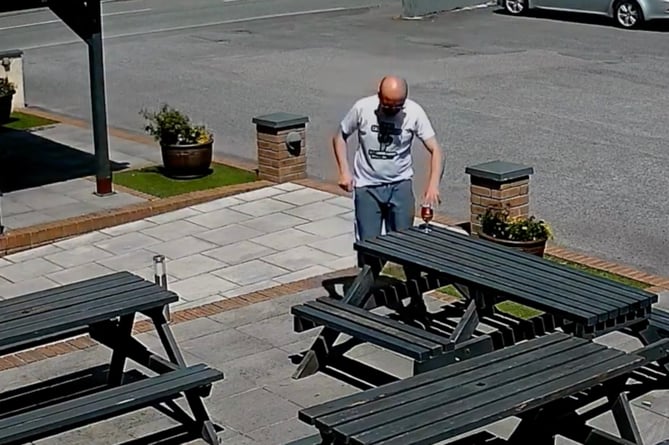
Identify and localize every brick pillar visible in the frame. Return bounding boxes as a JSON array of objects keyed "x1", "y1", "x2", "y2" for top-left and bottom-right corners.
[
  {"x1": 252, "y1": 112, "x2": 309, "y2": 183},
  {"x1": 465, "y1": 160, "x2": 533, "y2": 235}
]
